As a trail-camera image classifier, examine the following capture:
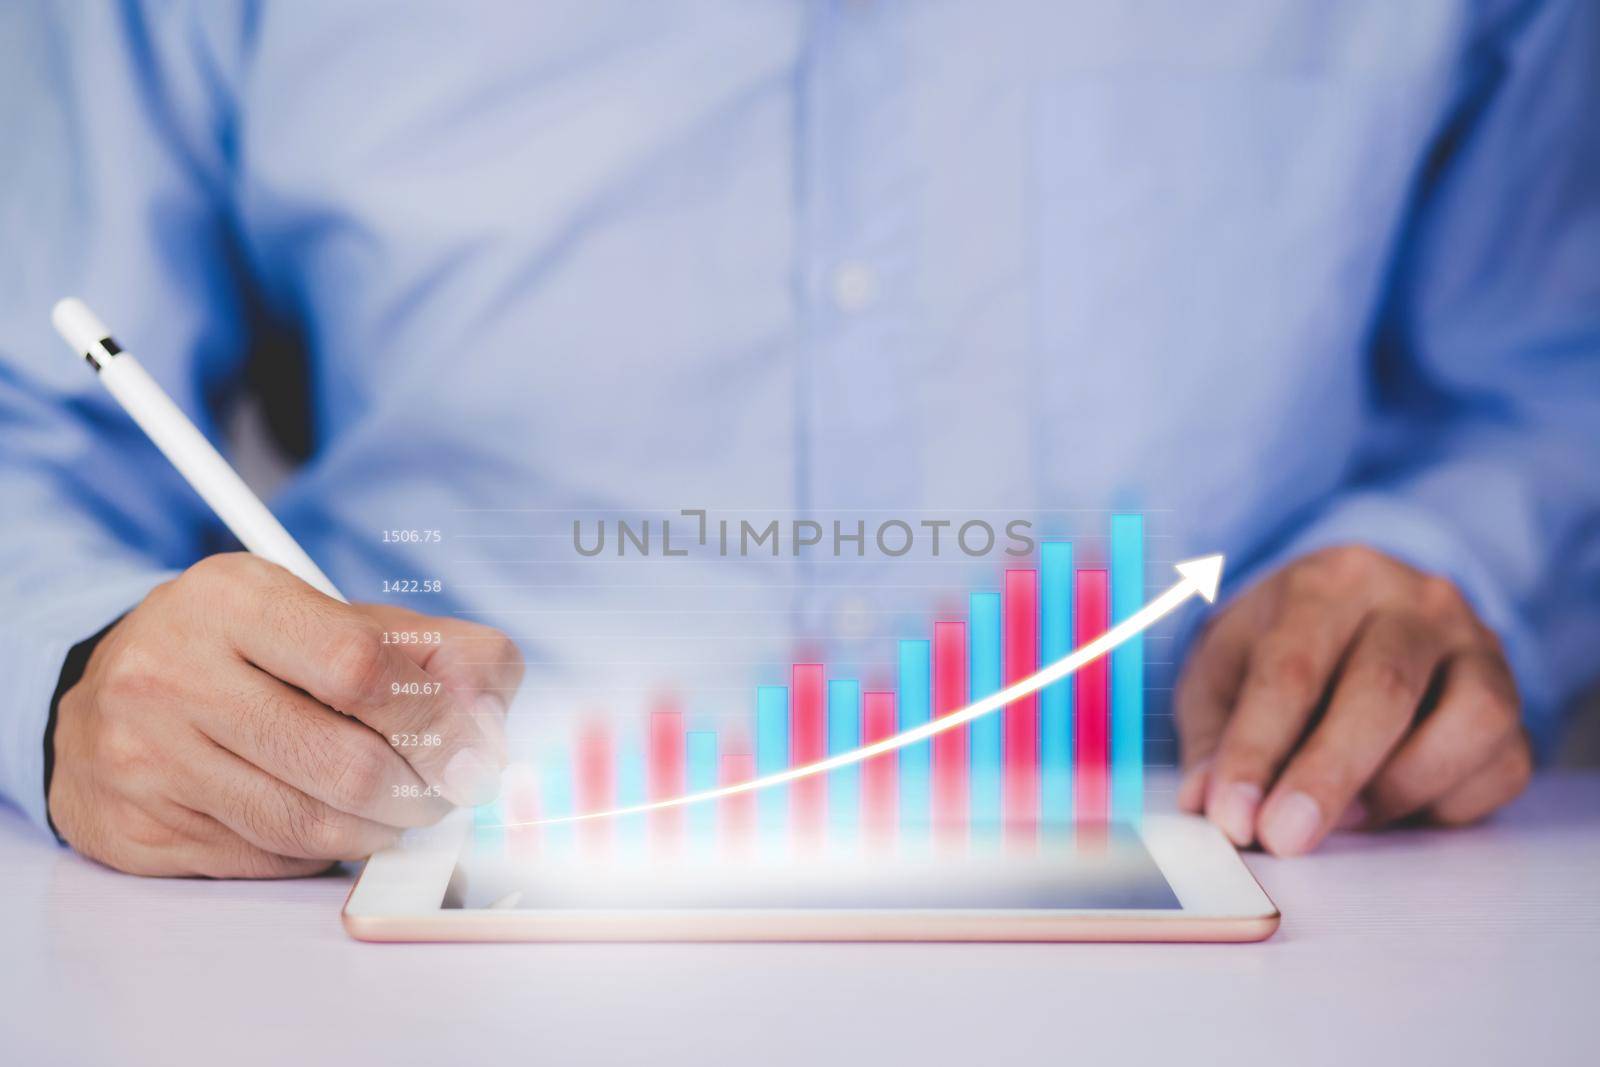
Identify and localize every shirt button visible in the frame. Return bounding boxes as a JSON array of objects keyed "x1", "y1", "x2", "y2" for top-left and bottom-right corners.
[{"x1": 830, "y1": 262, "x2": 879, "y2": 313}]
